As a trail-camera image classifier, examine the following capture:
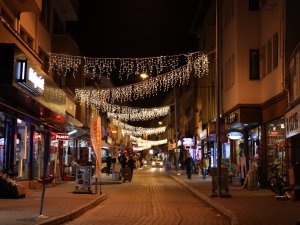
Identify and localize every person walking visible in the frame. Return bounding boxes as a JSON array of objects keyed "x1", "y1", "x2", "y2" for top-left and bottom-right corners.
[
  {"x1": 201, "y1": 155, "x2": 209, "y2": 179},
  {"x1": 106, "y1": 155, "x2": 112, "y2": 175},
  {"x1": 126, "y1": 156, "x2": 136, "y2": 179},
  {"x1": 185, "y1": 154, "x2": 195, "y2": 180}
]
